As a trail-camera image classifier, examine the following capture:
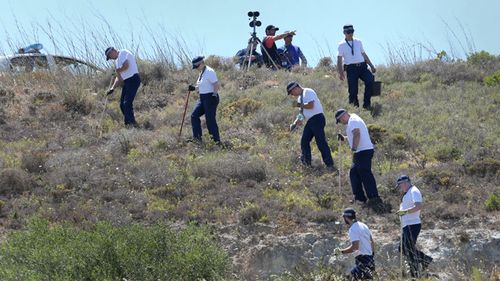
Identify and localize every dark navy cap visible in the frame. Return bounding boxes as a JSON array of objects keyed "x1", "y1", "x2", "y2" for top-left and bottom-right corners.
[
  {"x1": 265, "y1": 25, "x2": 279, "y2": 32},
  {"x1": 342, "y1": 208, "x2": 356, "y2": 218},
  {"x1": 343, "y1": 24, "x2": 355, "y2": 32},
  {"x1": 286, "y1": 81, "x2": 299, "y2": 95},
  {"x1": 105, "y1": 47, "x2": 114, "y2": 60},
  {"x1": 396, "y1": 175, "x2": 411, "y2": 187},
  {"x1": 191, "y1": 56, "x2": 204, "y2": 69},
  {"x1": 335, "y1": 108, "x2": 347, "y2": 124}
]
